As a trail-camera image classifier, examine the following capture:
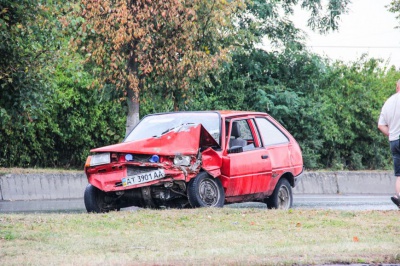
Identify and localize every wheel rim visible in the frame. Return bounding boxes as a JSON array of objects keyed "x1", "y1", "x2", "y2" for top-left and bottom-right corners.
[
  {"x1": 277, "y1": 185, "x2": 290, "y2": 209},
  {"x1": 199, "y1": 178, "x2": 219, "y2": 206}
]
